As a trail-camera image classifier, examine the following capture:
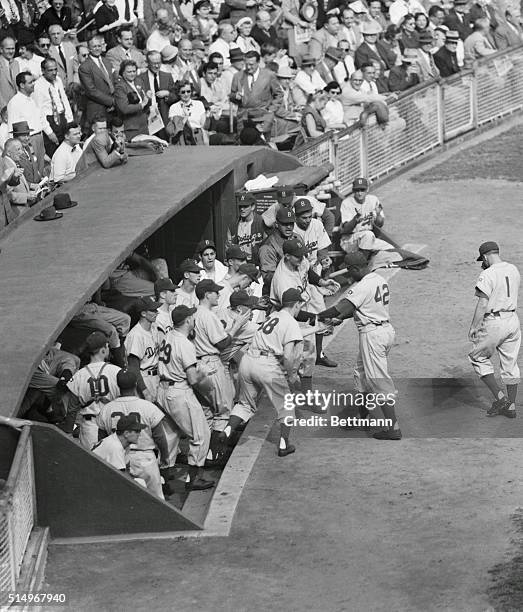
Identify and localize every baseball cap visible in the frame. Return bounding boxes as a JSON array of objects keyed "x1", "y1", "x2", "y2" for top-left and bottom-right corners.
[
  {"x1": 117, "y1": 369, "x2": 137, "y2": 390},
  {"x1": 276, "y1": 207, "x2": 296, "y2": 224},
  {"x1": 294, "y1": 197, "x2": 313, "y2": 215},
  {"x1": 352, "y1": 177, "x2": 369, "y2": 191},
  {"x1": 237, "y1": 192, "x2": 256, "y2": 206},
  {"x1": 179, "y1": 258, "x2": 201, "y2": 274},
  {"x1": 276, "y1": 185, "x2": 295, "y2": 204},
  {"x1": 171, "y1": 305, "x2": 197, "y2": 325},
  {"x1": 230, "y1": 289, "x2": 258, "y2": 308},
  {"x1": 116, "y1": 415, "x2": 147, "y2": 433},
  {"x1": 196, "y1": 239, "x2": 216, "y2": 254},
  {"x1": 344, "y1": 251, "x2": 368, "y2": 267},
  {"x1": 154, "y1": 278, "x2": 177, "y2": 294},
  {"x1": 135, "y1": 296, "x2": 161, "y2": 312},
  {"x1": 476, "y1": 241, "x2": 499, "y2": 261},
  {"x1": 238, "y1": 262, "x2": 260, "y2": 282},
  {"x1": 195, "y1": 278, "x2": 223, "y2": 299},
  {"x1": 281, "y1": 288, "x2": 305, "y2": 305},
  {"x1": 85, "y1": 331, "x2": 109, "y2": 352},
  {"x1": 283, "y1": 238, "x2": 308, "y2": 258},
  {"x1": 226, "y1": 245, "x2": 248, "y2": 261}
]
